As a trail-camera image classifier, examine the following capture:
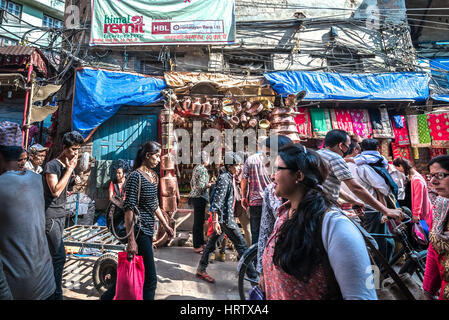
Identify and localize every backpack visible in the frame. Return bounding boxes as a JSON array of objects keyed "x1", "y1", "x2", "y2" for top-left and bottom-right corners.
[
  {"x1": 106, "y1": 173, "x2": 141, "y2": 244},
  {"x1": 367, "y1": 156, "x2": 399, "y2": 202}
]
